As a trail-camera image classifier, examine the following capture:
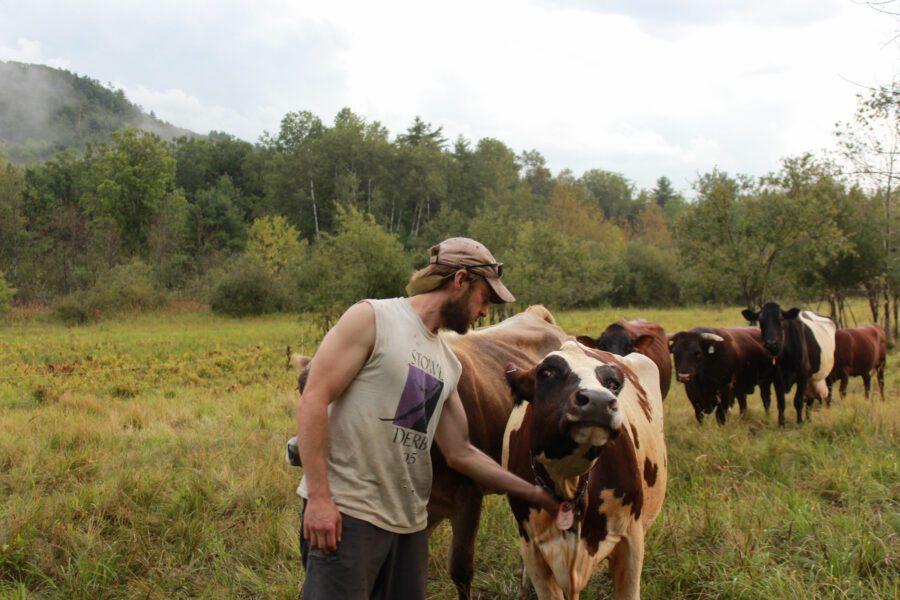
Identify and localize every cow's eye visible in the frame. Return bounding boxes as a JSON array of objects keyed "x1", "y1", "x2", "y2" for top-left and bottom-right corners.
[
  {"x1": 537, "y1": 367, "x2": 554, "y2": 380},
  {"x1": 605, "y1": 378, "x2": 621, "y2": 393}
]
